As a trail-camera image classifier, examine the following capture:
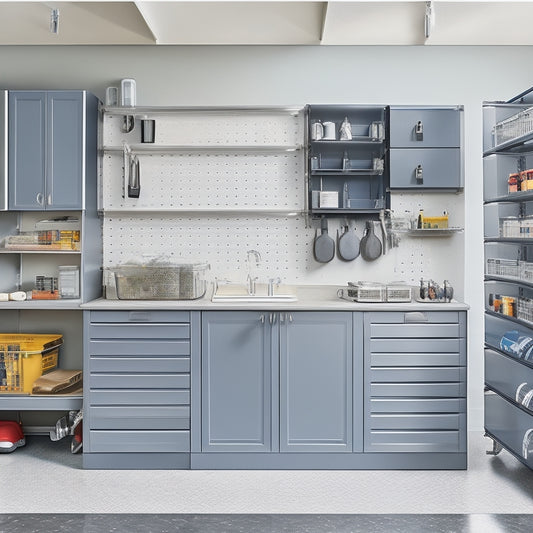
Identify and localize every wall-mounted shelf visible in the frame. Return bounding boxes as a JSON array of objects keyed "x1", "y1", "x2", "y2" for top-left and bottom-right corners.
[
  {"x1": 400, "y1": 227, "x2": 463, "y2": 237},
  {"x1": 104, "y1": 105, "x2": 303, "y2": 117},
  {"x1": 0, "y1": 394, "x2": 82, "y2": 411},
  {"x1": 310, "y1": 168, "x2": 383, "y2": 176},
  {"x1": 104, "y1": 144, "x2": 303, "y2": 154},
  {"x1": 101, "y1": 207, "x2": 304, "y2": 215},
  {"x1": 0, "y1": 249, "x2": 81, "y2": 254},
  {"x1": 0, "y1": 300, "x2": 82, "y2": 309},
  {"x1": 484, "y1": 192, "x2": 533, "y2": 204}
]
